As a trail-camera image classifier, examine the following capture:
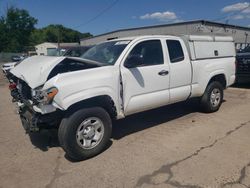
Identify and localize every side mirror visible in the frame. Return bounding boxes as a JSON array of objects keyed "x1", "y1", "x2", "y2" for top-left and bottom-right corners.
[{"x1": 124, "y1": 55, "x2": 143, "y2": 68}]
